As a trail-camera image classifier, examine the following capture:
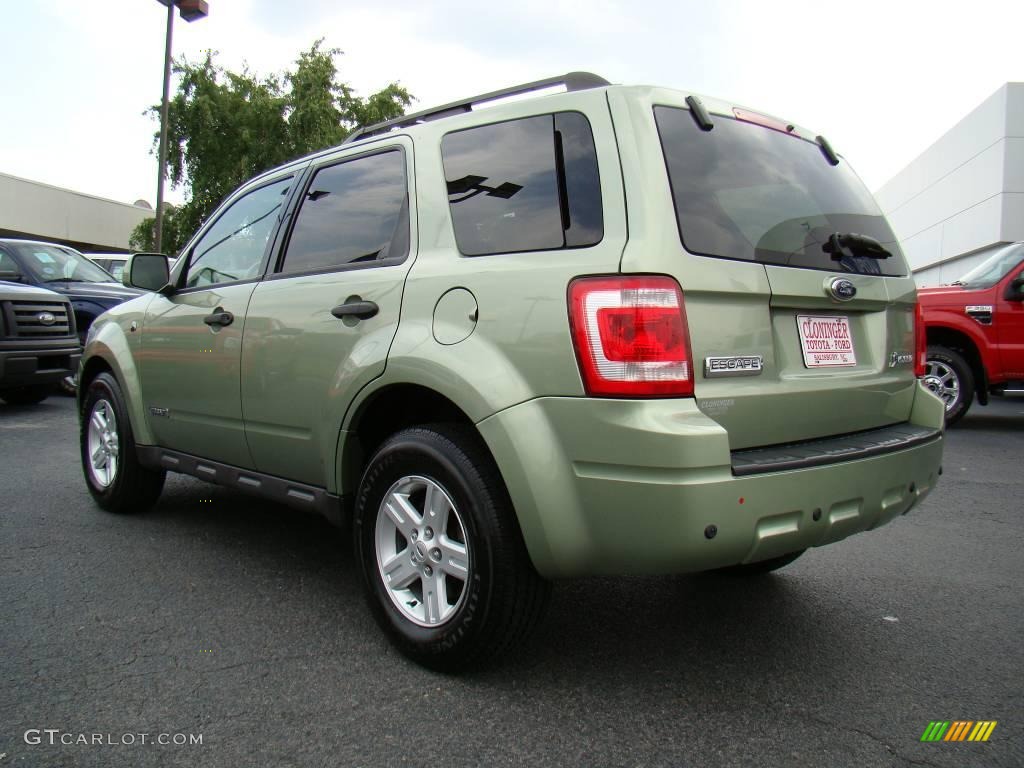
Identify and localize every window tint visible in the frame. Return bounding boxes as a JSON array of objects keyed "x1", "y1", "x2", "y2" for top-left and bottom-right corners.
[
  {"x1": 184, "y1": 177, "x2": 292, "y2": 289},
  {"x1": 281, "y1": 151, "x2": 408, "y2": 274},
  {"x1": 441, "y1": 112, "x2": 602, "y2": 256},
  {"x1": 654, "y1": 106, "x2": 907, "y2": 276}
]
